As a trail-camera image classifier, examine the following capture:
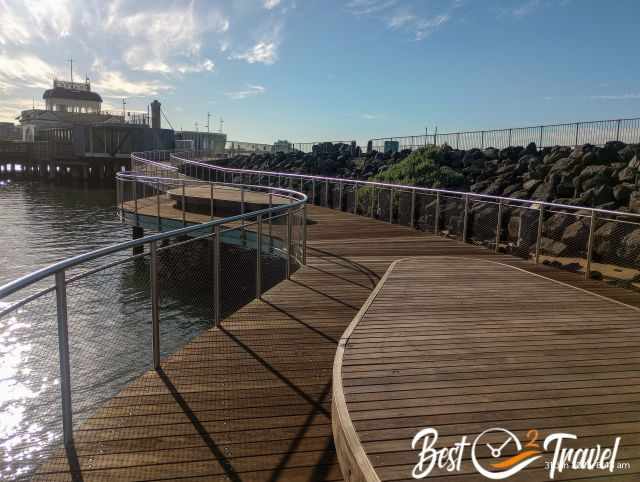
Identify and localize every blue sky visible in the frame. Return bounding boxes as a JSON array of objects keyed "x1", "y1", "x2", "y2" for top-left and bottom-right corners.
[{"x1": 0, "y1": 0, "x2": 639, "y2": 144}]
